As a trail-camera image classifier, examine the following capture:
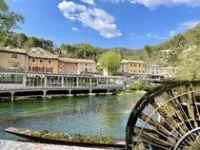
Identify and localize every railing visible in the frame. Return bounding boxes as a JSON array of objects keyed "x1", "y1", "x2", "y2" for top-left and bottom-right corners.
[{"x1": 0, "y1": 71, "x2": 125, "y2": 90}]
